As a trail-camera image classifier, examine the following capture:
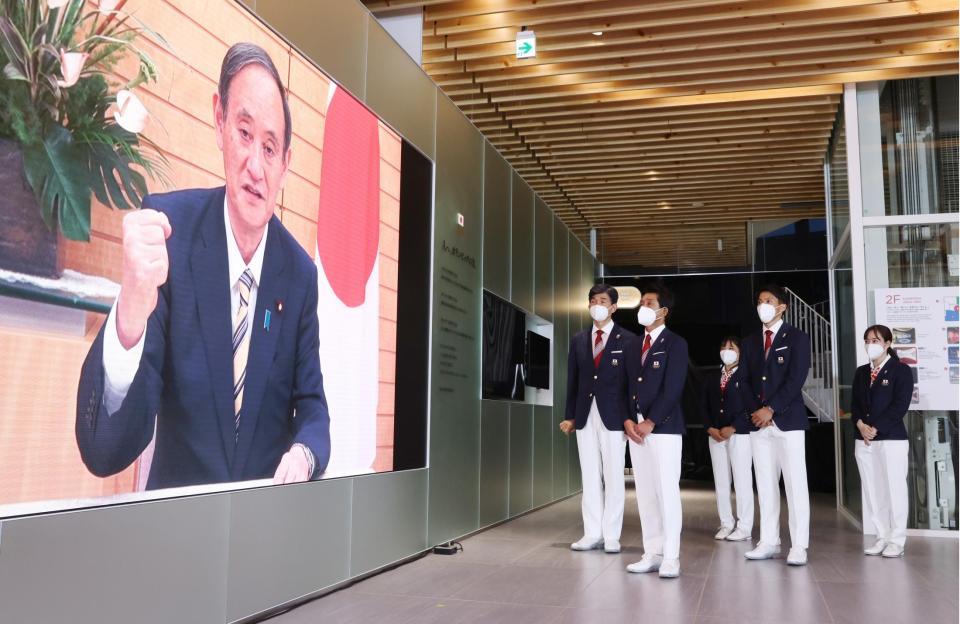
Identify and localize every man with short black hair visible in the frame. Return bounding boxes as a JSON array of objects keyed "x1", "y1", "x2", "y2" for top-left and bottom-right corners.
[
  {"x1": 740, "y1": 284, "x2": 811, "y2": 566},
  {"x1": 624, "y1": 283, "x2": 688, "y2": 579},
  {"x1": 76, "y1": 42, "x2": 330, "y2": 489},
  {"x1": 560, "y1": 283, "x2": 637, "y2": 554}
]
